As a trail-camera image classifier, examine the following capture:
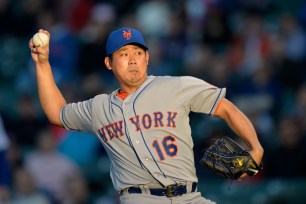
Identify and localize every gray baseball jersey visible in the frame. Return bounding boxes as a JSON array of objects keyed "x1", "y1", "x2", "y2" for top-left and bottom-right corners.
[{"x1": 60, "y1": 76, "x2": 226, "y2": 191}]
